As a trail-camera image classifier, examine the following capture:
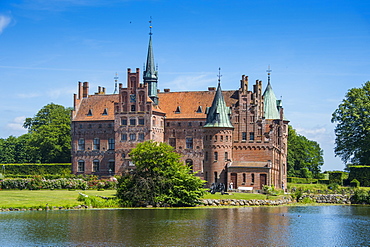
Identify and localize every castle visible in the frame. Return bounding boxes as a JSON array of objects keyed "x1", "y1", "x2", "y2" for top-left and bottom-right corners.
[{"x1": 71, "y1": 32, "x2": 289, "y2": 190}]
